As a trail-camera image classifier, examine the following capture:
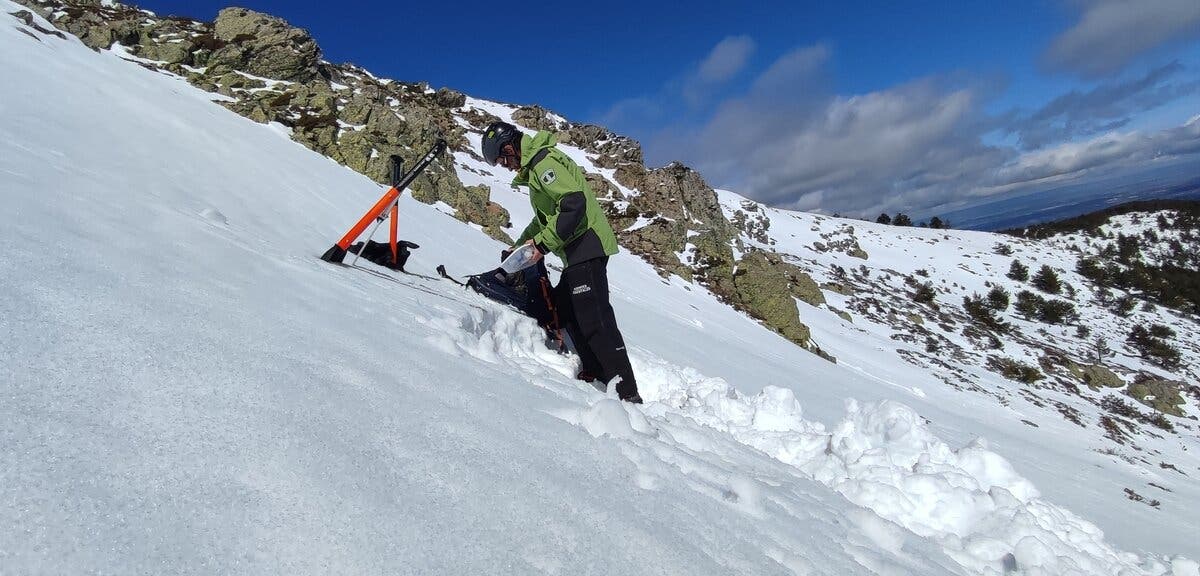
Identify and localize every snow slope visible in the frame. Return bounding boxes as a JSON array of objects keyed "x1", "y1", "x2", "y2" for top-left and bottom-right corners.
[
  {"x1": 1, "y1": 4, "x2": 1196, "y2": 575},
  {"x1": 713, "y1": 189, "x2": 1200, "y2": 558}
]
